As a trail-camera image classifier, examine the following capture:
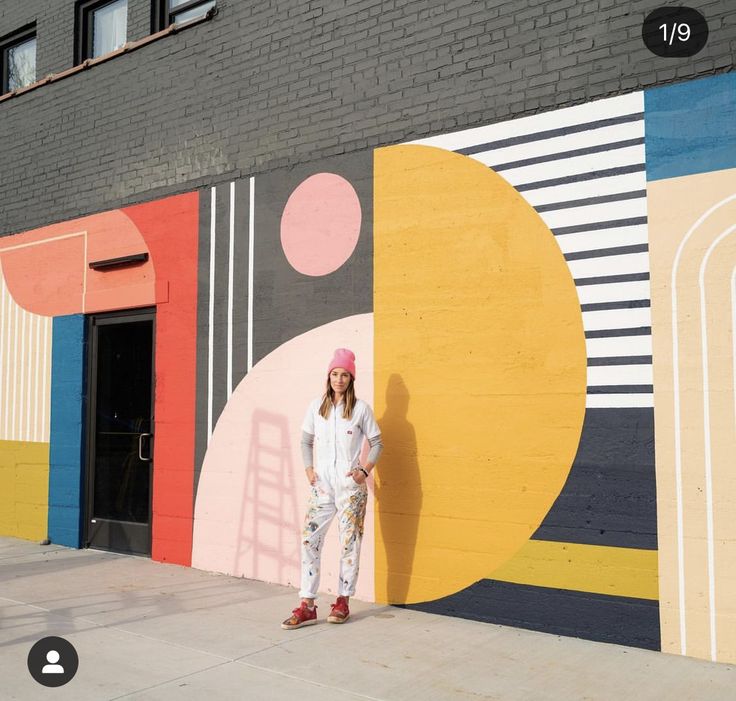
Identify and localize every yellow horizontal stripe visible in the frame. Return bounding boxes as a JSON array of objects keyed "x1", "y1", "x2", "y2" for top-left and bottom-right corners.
[{"x1": 489, "y1": 539, "x2": 658, "y2": 601}]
